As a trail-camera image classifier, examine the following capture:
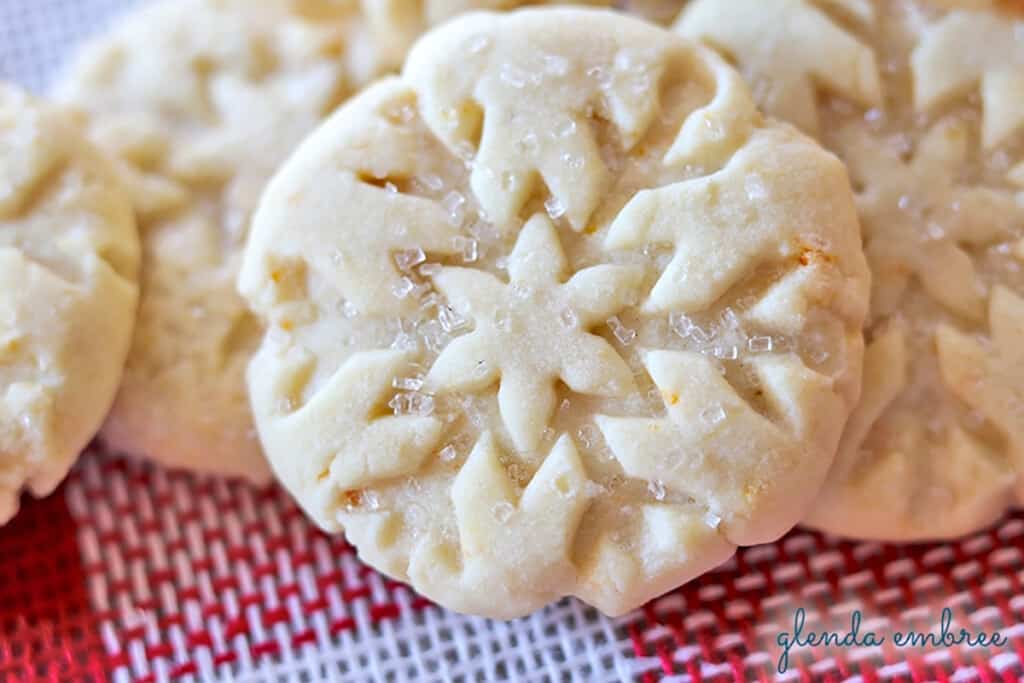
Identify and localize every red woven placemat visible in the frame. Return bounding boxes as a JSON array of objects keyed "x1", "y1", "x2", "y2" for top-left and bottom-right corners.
[{"x1": 1, "y1": 450, "x2": 1021, "y2": 682}]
